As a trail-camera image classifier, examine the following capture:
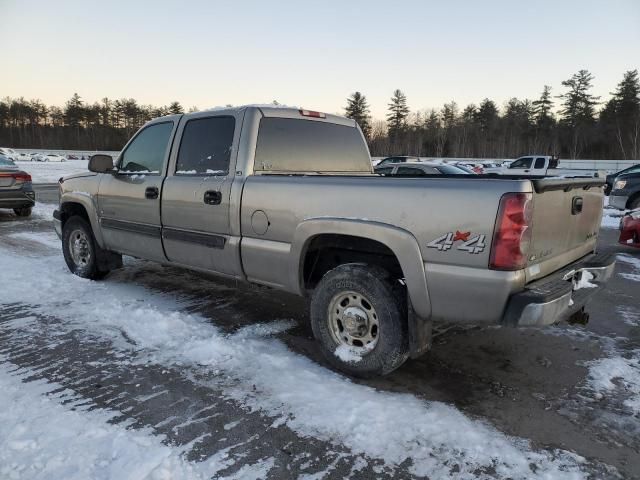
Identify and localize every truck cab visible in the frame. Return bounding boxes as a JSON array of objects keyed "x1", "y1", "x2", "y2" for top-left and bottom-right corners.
[{"x1": 505, "y1": 156, "x2": 558, "y2": 176}]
